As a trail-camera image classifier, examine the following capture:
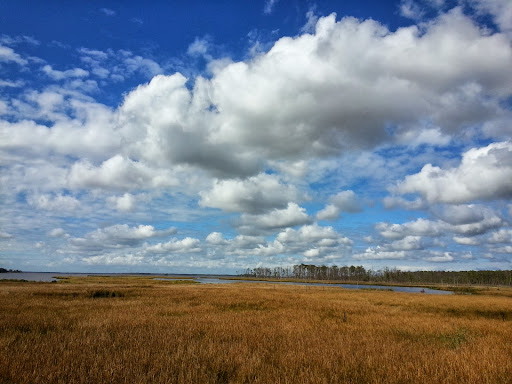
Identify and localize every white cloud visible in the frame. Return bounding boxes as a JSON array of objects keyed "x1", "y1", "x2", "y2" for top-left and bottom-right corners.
[
  {"x1": 203, "y1": 223, "x2": 352, "y2": 263},
  {"x1": 469, "y1": 0, "x2": 512, "y2": 36},
  {"x1": 205, "y1": 232, "x2": 228, "y2": 245},
  {"x1": 122, "y1": 55, "x2": 162, "y2": 78},
  {"x1": 489, "y1": 245, "x2": 512, "y2": 254},
  {"x1": 67, "y1": 224, "x2": 177, "y2": 254},
  {"x1": 304, "y1": 248, "x2": 320, "y2": 258},
  {"x1": 396, "y1": 126, "x2": 451, "y2": 147},
  {"x1": 426, "y1": 252, "x2": 454, "y2": 262},
  {"x1": 377, "y1": 218, "x2": 443, "y2": 240},
  {"x1": 301, "y1": 9, "x2": 320, "y2": 33},
  {"x1": 100, "y1": 10, "x2": 512, "y2": 182},
  {"x1": 264, "y1": 0, "x2": 278, "y2": 14},
  {"x1": 100, "y1": 8, "x2": 116, "y2": 16},
  {"x1": 399, "y1": 0, "x2": 425, "y2": 20},
  {"x1": 0, "y1": 35, "x2": 40, "y2": 46},
  {"x1": 0, "y1": 45, "x2": 27, "y2": 65},
  {"x1": 187, "y1": 37, "x2": 210, "y2": 57},
  {"x1": 453, "y1": 236, "x2": 480, "y2": 245},
  {"x1": 146, "y1": 237, "x2": 202, "y2": 254},
  {"x1": 317, "y1": 190, "x2": 362, "y2": 220},
  {"x1": 83, "y1": 253, "x2": 144, "y2": 266},
  {"x1": 0, "y1": 80, "x2": 24, "y2": 88},
  {"x1": 316, "y1": 204, "x2": 340, "y2": 221},
  {"x1": 1, "y1": 6, "x2": 512, "y2": 272},
  {"x1": 238, "y1": 203, "x2": 311, "y2": 232},
  {"x1": 389, "y1": 235, "x2": 424, "y2": 251},
  {"x1": 277, "y1": 223, "x2": 353, "y2": 246},
  {"x1": 394, "y1": 141, "x2": 512, "y2": 203},
  {"x1": 199, "y1": 173, "x2": 301, "y2": 214},
  {"x1": 0, "y1": 231, "x2": 13, "y2": 239},
  {"x1": 377, "y1": 207, "x2": 503, "y2": 241},
  {"x1": 432, "y1": 204, "x2": 486, "y2": 225},
  {"x1": 27, "y1": 193, "x2": 80, "y2": 212},
  {"x1": 107, "y1": 193, "x2": 136, "y2": 212},
  {"x1": 383, "y1": 196, "x2": 426, "y2": 210},
  {"x1": 69, "y1": 155, "x2": 179, "y2": 191},
  {"x1": 48, "y1": 228, "x2": 69, "y2": 238},
  {"x1": 42, "y1": 65, "x2": 89, "y2": 81},
  {"x1": 353, "y1": 247, "x2": 407, "y2": 260},
  {"x1": 488, "y1": 229, "x2": 512, "y2": 243}
]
